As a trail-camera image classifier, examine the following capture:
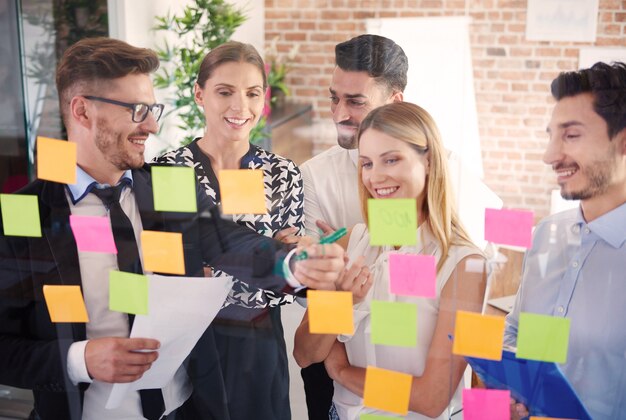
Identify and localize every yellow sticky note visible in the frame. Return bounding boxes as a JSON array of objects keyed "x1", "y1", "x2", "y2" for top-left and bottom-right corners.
[
  {"x1": 307, "y1": 290, "x2": 354, "y2": 335},
  {"x1": 140, "y1": 230, "x2": 185, "y2": 275},
  {"x1": 218, "y1": 169, "x2": 267, "y2": 215},
  {"x1": 363, "y1": 366, "x2": 412, "y2": 415},
  {"x1": 42, "y1": 285, "x2": 89, "y2": 323},
  {"x1": 453, "y1": 310, "x2": 505, "y2": 361},
  {"x1": 37, "y1": 136, "x2": 77, "y2": 184}
]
